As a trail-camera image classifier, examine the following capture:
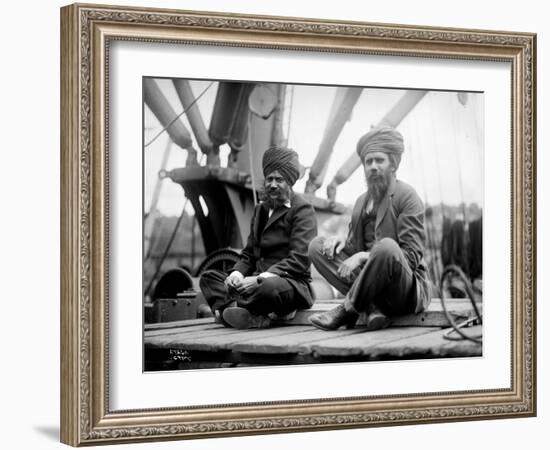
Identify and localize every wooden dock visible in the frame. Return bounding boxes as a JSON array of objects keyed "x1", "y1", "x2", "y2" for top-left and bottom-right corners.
[{"x1": 144, "y1": 299, "x2": 482, "y2": 370}]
